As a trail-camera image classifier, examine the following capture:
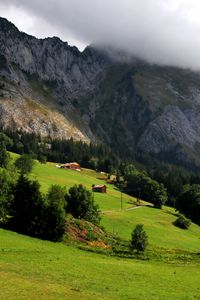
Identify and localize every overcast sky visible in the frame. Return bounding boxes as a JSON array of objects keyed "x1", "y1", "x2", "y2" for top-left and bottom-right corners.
[{"x1": 1, "y1": 0, "x2": 200, "y2": 69}]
